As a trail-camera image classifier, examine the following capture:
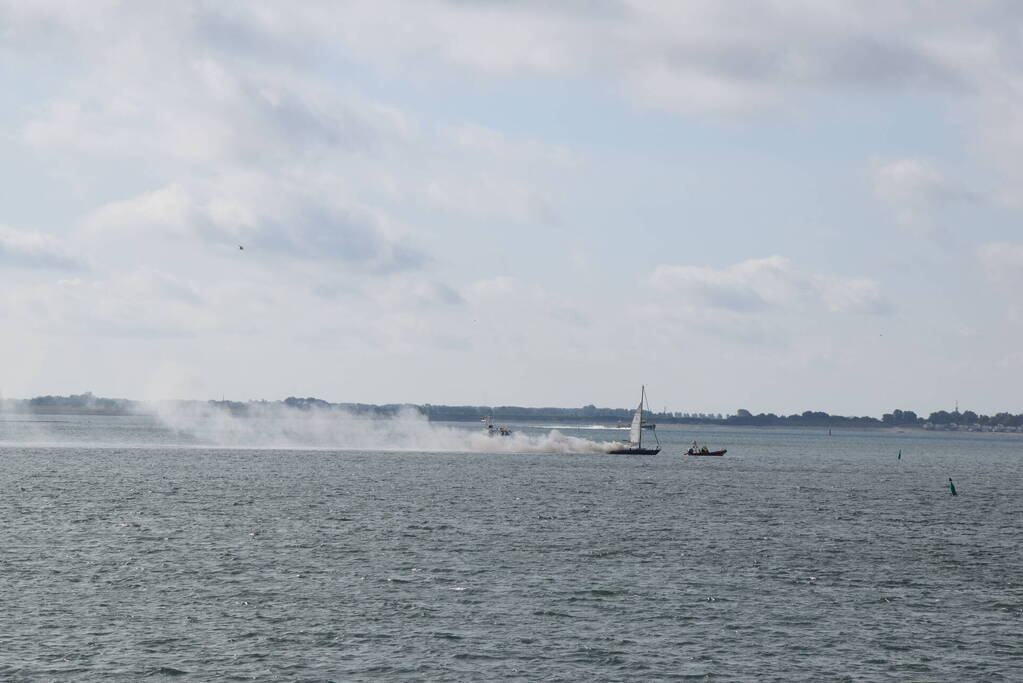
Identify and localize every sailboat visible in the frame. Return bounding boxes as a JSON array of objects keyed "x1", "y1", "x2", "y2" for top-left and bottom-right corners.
[{"x1": 608, "y1": 386, "x2": 661, "y2": 455}]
